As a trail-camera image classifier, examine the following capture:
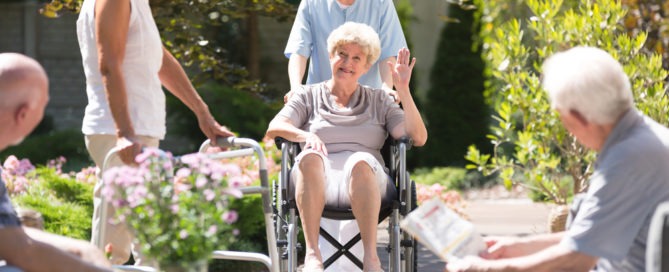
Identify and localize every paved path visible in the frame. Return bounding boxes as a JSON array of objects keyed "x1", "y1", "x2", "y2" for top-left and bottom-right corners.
[{"x1": 376, "y1": 198, "x2": 553, "y2": 271}]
